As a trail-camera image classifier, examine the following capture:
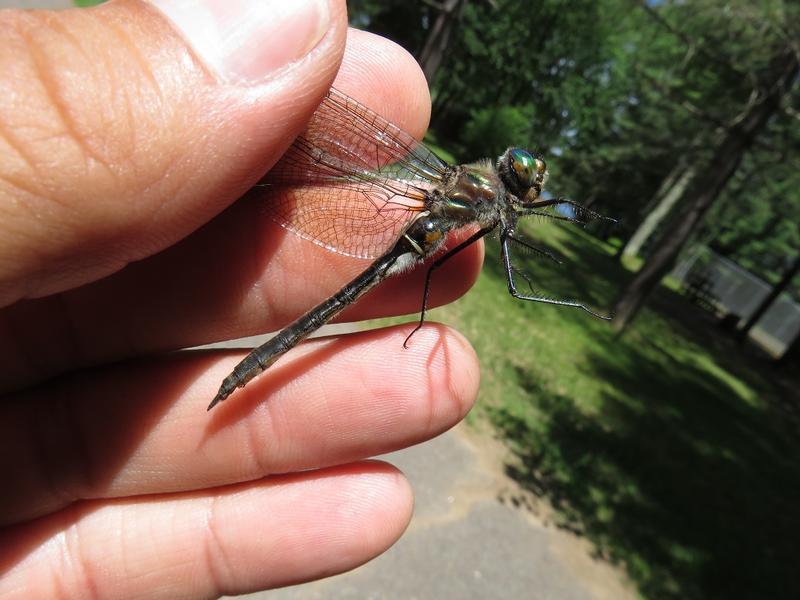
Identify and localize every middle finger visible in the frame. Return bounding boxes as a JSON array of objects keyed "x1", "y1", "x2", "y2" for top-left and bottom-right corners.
[{"x1": 0, "y1": 323, "x2": 479, "y2": 526}]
